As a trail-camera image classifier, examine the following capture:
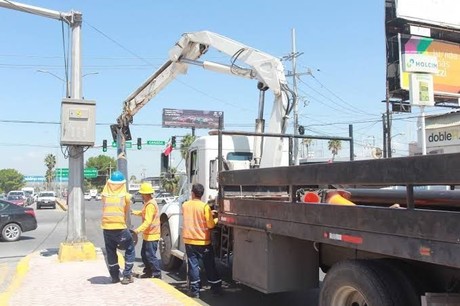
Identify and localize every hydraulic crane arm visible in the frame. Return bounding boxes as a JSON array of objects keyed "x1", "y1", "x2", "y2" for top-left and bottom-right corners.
[{"x1": 116, "y1": 30, "x2": 294, "y2": 167}]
